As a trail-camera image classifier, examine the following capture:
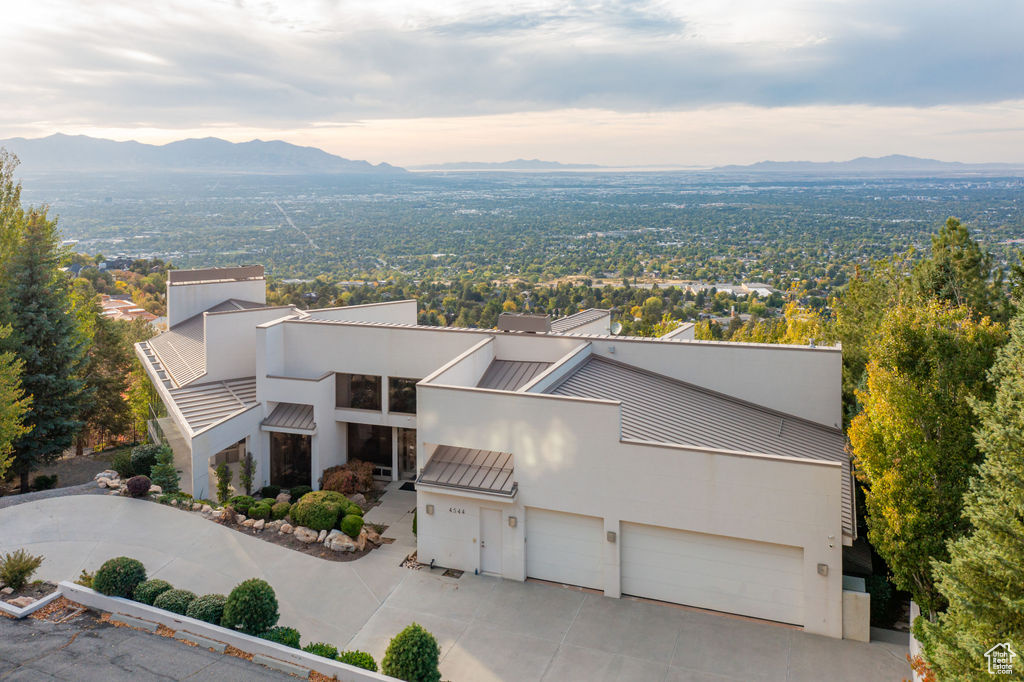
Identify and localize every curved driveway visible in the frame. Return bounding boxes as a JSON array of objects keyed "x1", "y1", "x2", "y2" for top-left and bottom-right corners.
[{"x1": 0, "y1": 494, "x2": 911, "y2": 681}]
